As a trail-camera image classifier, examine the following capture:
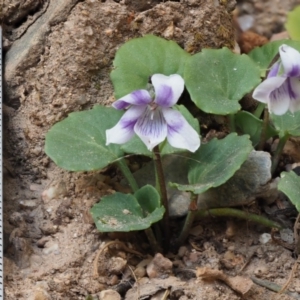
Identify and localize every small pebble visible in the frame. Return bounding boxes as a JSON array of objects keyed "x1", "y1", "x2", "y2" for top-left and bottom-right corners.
[
  {"x1": 259, "y1": 233, "x2": 271, "y2": 244},
  {"x1": 108, "y1": 257, "x2": 127, "y2": 274},
  {"x1": 189, "y1": 225, "x2": 204, "y2": 236},
  {"x1": 146, "y1": 253, "x2": 173, "y2": 278},
  {"x1": 99, "y1": 289, "x2": 121, "y2": 300},
  {"x1": 254, "y1": 265, "x2": 269, "y2": 277},
  {"x1": 178, "y1": 246, "x2": 188, "y2": 258},
  {"x1": 134, "y1": 266, "x2": 146, "y2": 278},
  {"x1": 43, "y1": 243, "x2": 59, "y2": 255}
]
